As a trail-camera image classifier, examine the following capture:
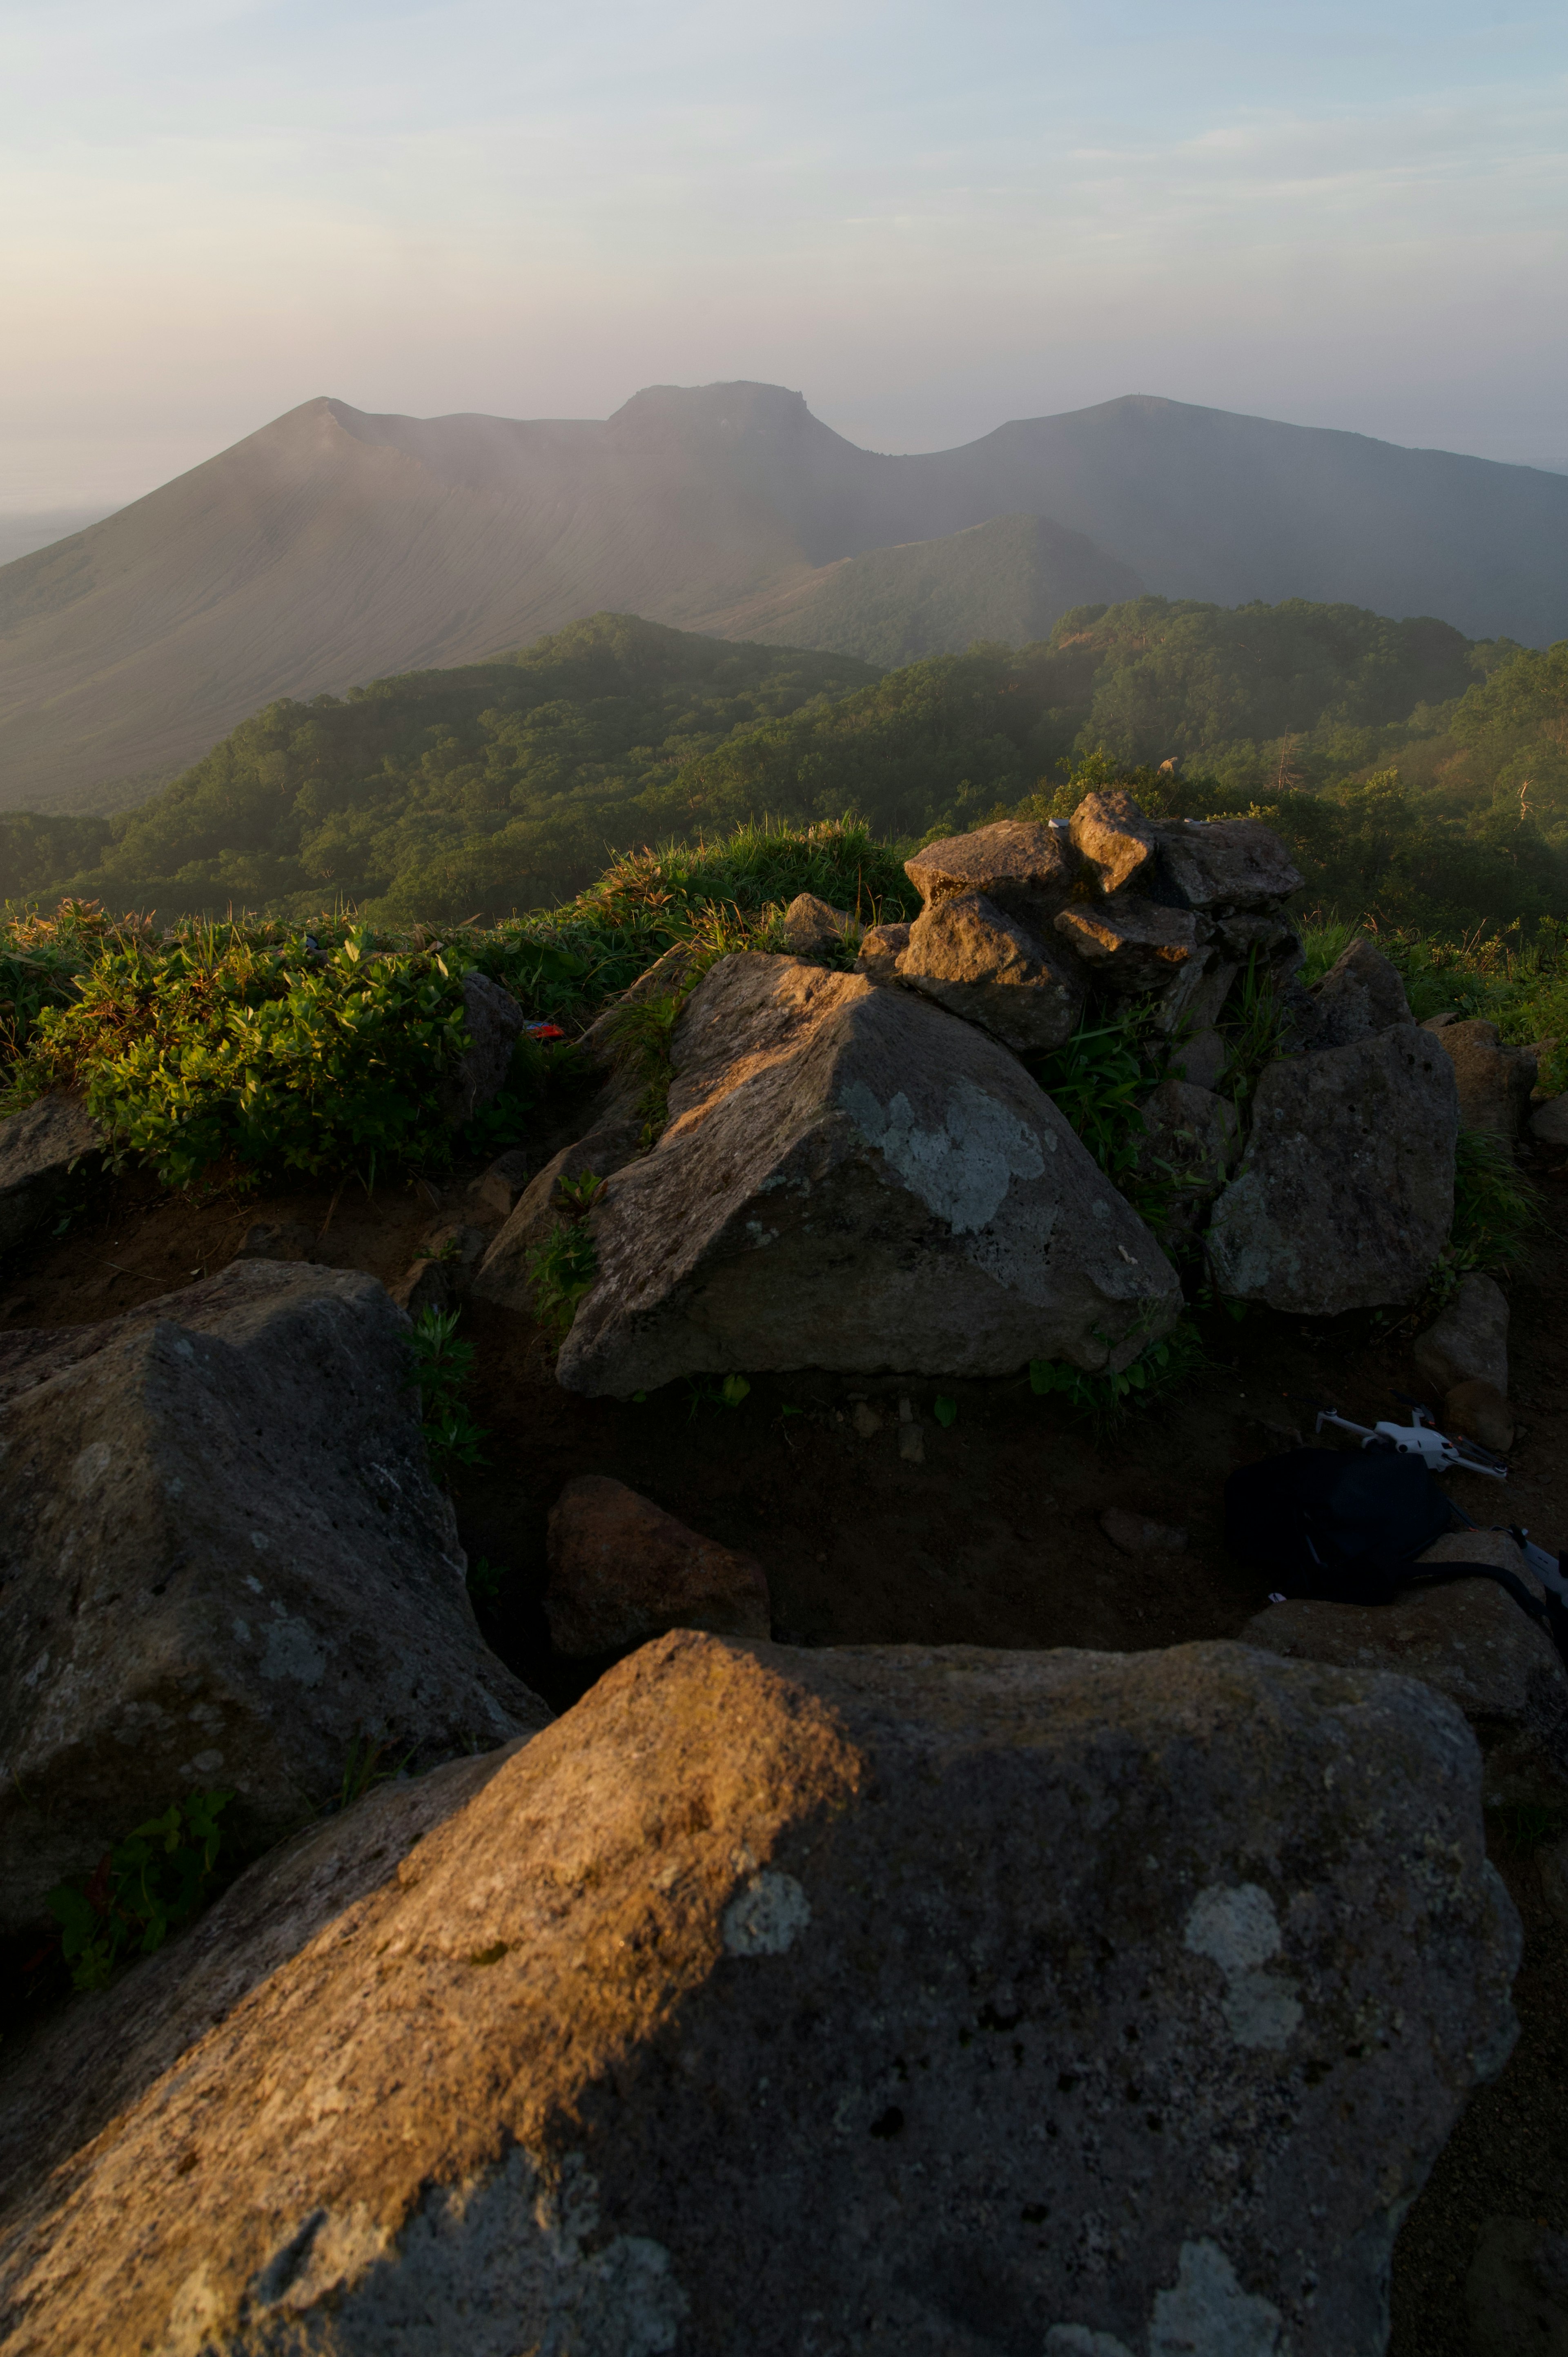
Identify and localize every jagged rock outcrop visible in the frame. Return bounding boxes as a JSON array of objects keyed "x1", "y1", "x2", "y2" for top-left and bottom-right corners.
[
  {"x1": 1243, "y1": 1529, "x2": 1568, "y2": 1805},
  {"x1": 555, "y1": 954, "x2": 1181, "y2": 1396},
  {"x1": 545, "y1": 1476, "x2": 771, "y2": 1655},
  {"x1": 0, "y1": 1093, "x2": 100, "y2": 1253},
  {"x1": 894, "y1": 890, "x2": 1085, "y2": 1052},
  {"x1": 0, "y1": 1262, "x2": 549, "y2": 1931},
  {"x1": 1301, "y1": 938, "x2": 1412, "y2": 1048},
  {"x1": 0, "y1": 1633, "x2": 1521, "y2": 2357},
  {"x1": 905, "y1": 818, "x2": 1080, "y2": 930},
  {"x1": 1206, "y1": 1024, "x2": 1459, "y2": 1314},
  {"x1": 1054, "y1": 896, "x2": 1202, "y2": 993}
]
